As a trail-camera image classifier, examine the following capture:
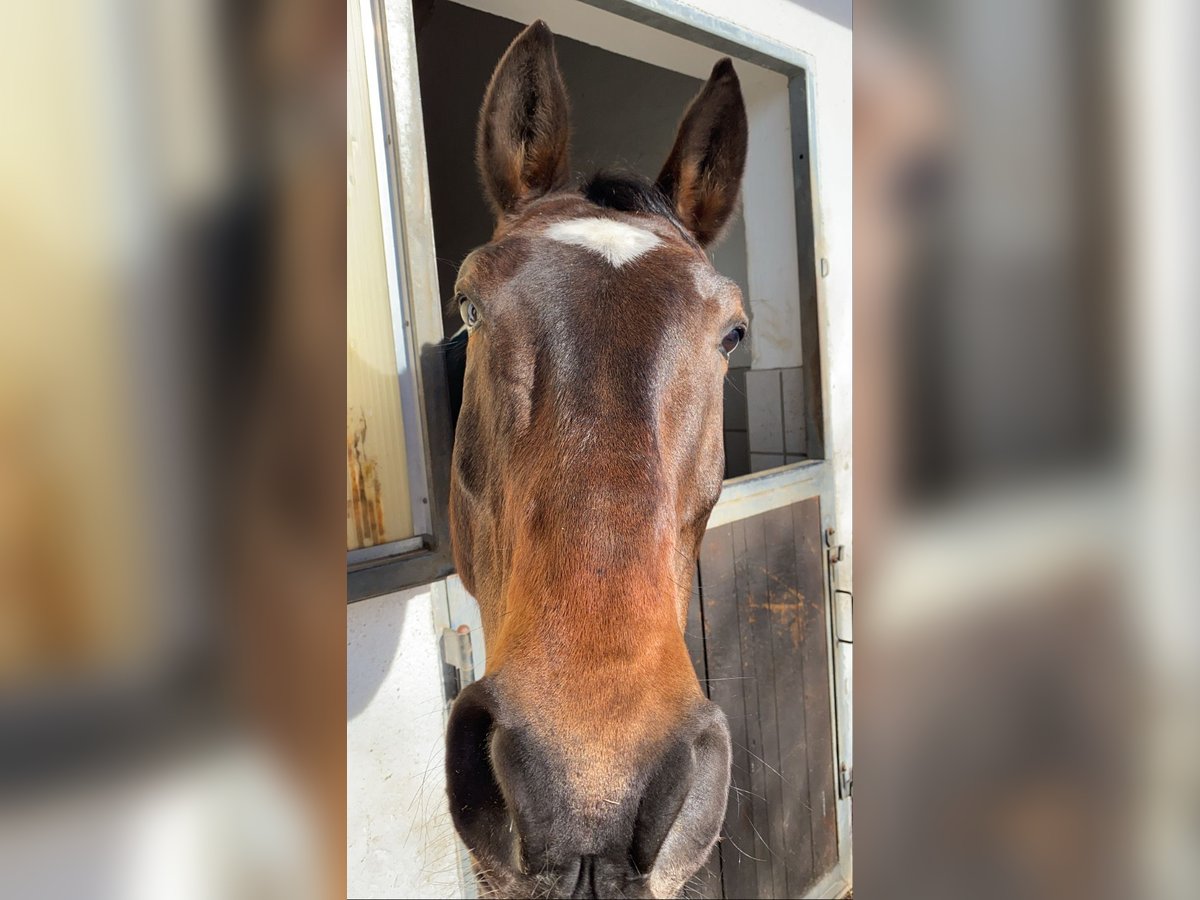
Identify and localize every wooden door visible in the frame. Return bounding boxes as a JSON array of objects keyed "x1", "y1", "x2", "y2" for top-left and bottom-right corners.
[{"x1": 685, "y1": 487, "x2": 843, "y2": 898}]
